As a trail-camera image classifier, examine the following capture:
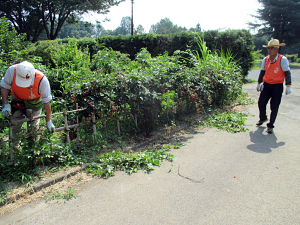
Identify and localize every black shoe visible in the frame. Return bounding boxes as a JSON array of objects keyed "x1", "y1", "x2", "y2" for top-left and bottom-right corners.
[
  {"x1": 267, "y1": 127, "x2": 273, "y2": 133},
  {"x1": 256, "y1": 119, "x2": 268, "y2": 126}
]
